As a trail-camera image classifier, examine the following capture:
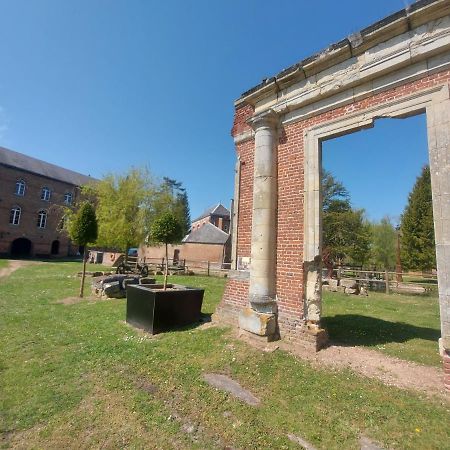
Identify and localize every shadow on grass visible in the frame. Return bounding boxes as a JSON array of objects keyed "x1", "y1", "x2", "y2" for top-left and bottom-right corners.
[{"x1": 322, "y1": 314, "x2": 440, "y2": 347}]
